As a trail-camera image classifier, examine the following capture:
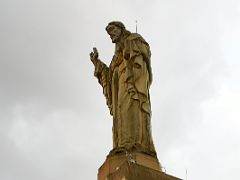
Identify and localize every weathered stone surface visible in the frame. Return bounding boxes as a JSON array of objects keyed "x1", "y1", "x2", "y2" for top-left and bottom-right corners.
[
  {"x1": 90, "y1": 21, "x2": 181, "y2": 180},
  {"x1": 90, "y1": 21, "x2": 156, "y2": 157},
  {"x1": 98, "y1": 152, "x2": 162, "y2": 180},
  {"x1": 98, "y1": 155, "x2": 181, "y2": 180}
]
